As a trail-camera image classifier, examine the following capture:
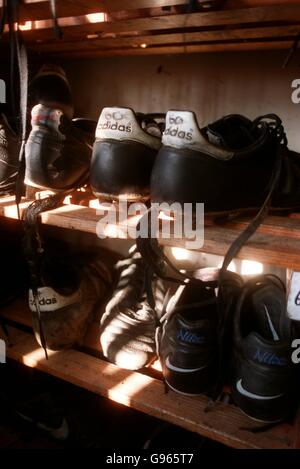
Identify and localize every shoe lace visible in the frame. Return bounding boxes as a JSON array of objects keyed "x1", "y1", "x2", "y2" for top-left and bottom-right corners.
[
  {"x1": 186, "y1": 0, "x2": 198, "y2": 12},
  {"x1": 2, "y1": 0, "x2": 28, "y2": 216},
  {"x1": 0, "y1": 170, "x2": 19, "y2": 195},
  {"x1": 138, "y1": 114, "x2": 288, "y2": 406},
  {"x1": 15, "y1": 42, "x2": 28, "y2": 218},
  {"x1": 136, "y1": 113, "x2": 166, "y2": 137},
  {"x1": 282, "y1": 30, "x2": 300, "y2": 69},
  {"x1": 137, "y1": 114, "x2": 287, "y2": 286},
  {"x1": 110, "y1": 251, "x2": 166, "y2": 345},
  {"x1": 49, "y1": 0, "x2": 63, "y2": 39},
  {"x1": 23, "y1": 192, "x2": 70, "y2": 359},
  {"x1": 0, "y1": 315, "x2": 10, "y2": 342},
  {"x1": 0, "y1": 0, "x2": 7, "y2": 37},
  {"x1": 7, "y1": 1, "x2": 63, "y2": 215},
  {"x1": 137, "y1": 209, "x2": 218, "y2": 288},
  {"x1": 208, "y1": 115, "x2": 287, "y2": 408},
  {"x1": 220, "y1": 114, "x2": 286, "y2": 274}
]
